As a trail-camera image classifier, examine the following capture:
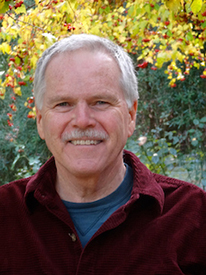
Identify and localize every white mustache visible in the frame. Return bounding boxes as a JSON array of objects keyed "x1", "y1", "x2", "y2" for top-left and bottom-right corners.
[{"x1": 62, "y1": 129, "x2": 109, "y2": 142}]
